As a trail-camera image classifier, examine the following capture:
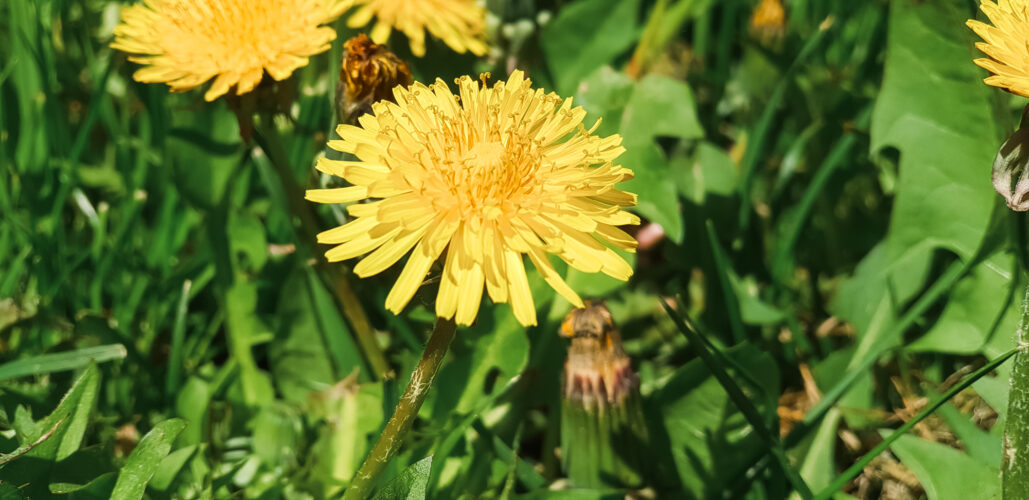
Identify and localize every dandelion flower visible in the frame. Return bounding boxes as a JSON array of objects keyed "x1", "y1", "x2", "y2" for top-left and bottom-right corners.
[
  {"x1": 340, "y1": 0, "x2": 488, "y2": 57},
  {"x1": 111, "y1": 0, "x2": 347, "y2": 101},
  {"x1": 306, "y1": 71, "x2": 639, "y2": 327},
  {"x1": 968, "y1": 0, "x2": 1029, "y2": 97}
]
